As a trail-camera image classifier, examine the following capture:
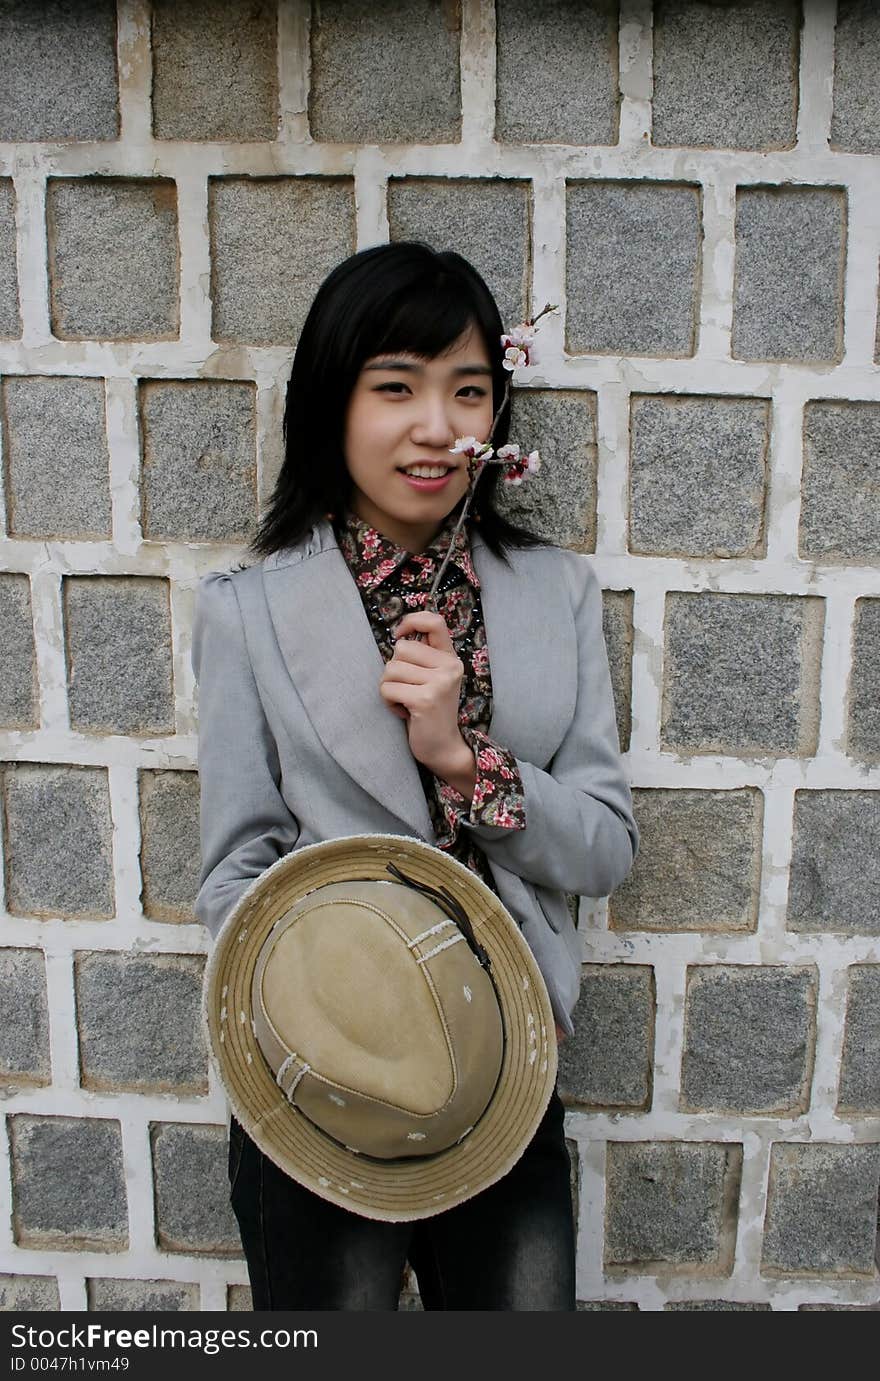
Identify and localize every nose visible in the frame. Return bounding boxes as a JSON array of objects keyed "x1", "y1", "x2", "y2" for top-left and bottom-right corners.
[{"x1": 409, "y1": 392, "x2": 455, "y2": 449}]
